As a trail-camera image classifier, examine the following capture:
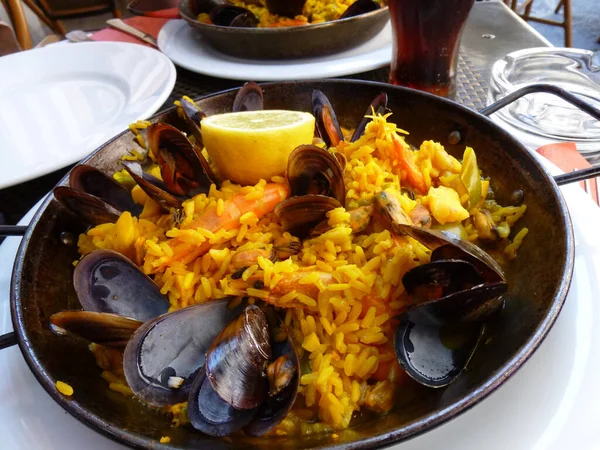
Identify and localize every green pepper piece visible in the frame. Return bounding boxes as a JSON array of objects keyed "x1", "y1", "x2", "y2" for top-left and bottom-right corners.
[{"x1": 460, "y1": 147, "x2": 482, "y2": 210}]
